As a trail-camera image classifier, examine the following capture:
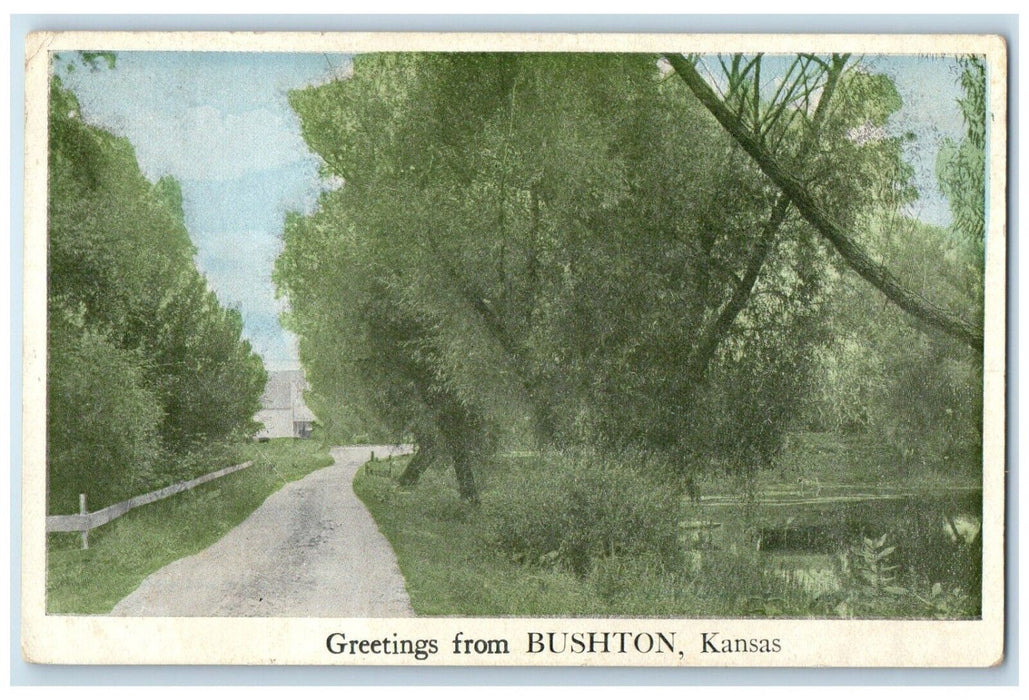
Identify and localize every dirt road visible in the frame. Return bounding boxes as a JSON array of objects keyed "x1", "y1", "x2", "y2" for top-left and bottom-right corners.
[{"x1": 111, "y1": 445, "x2": 414, "y2": 617}]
